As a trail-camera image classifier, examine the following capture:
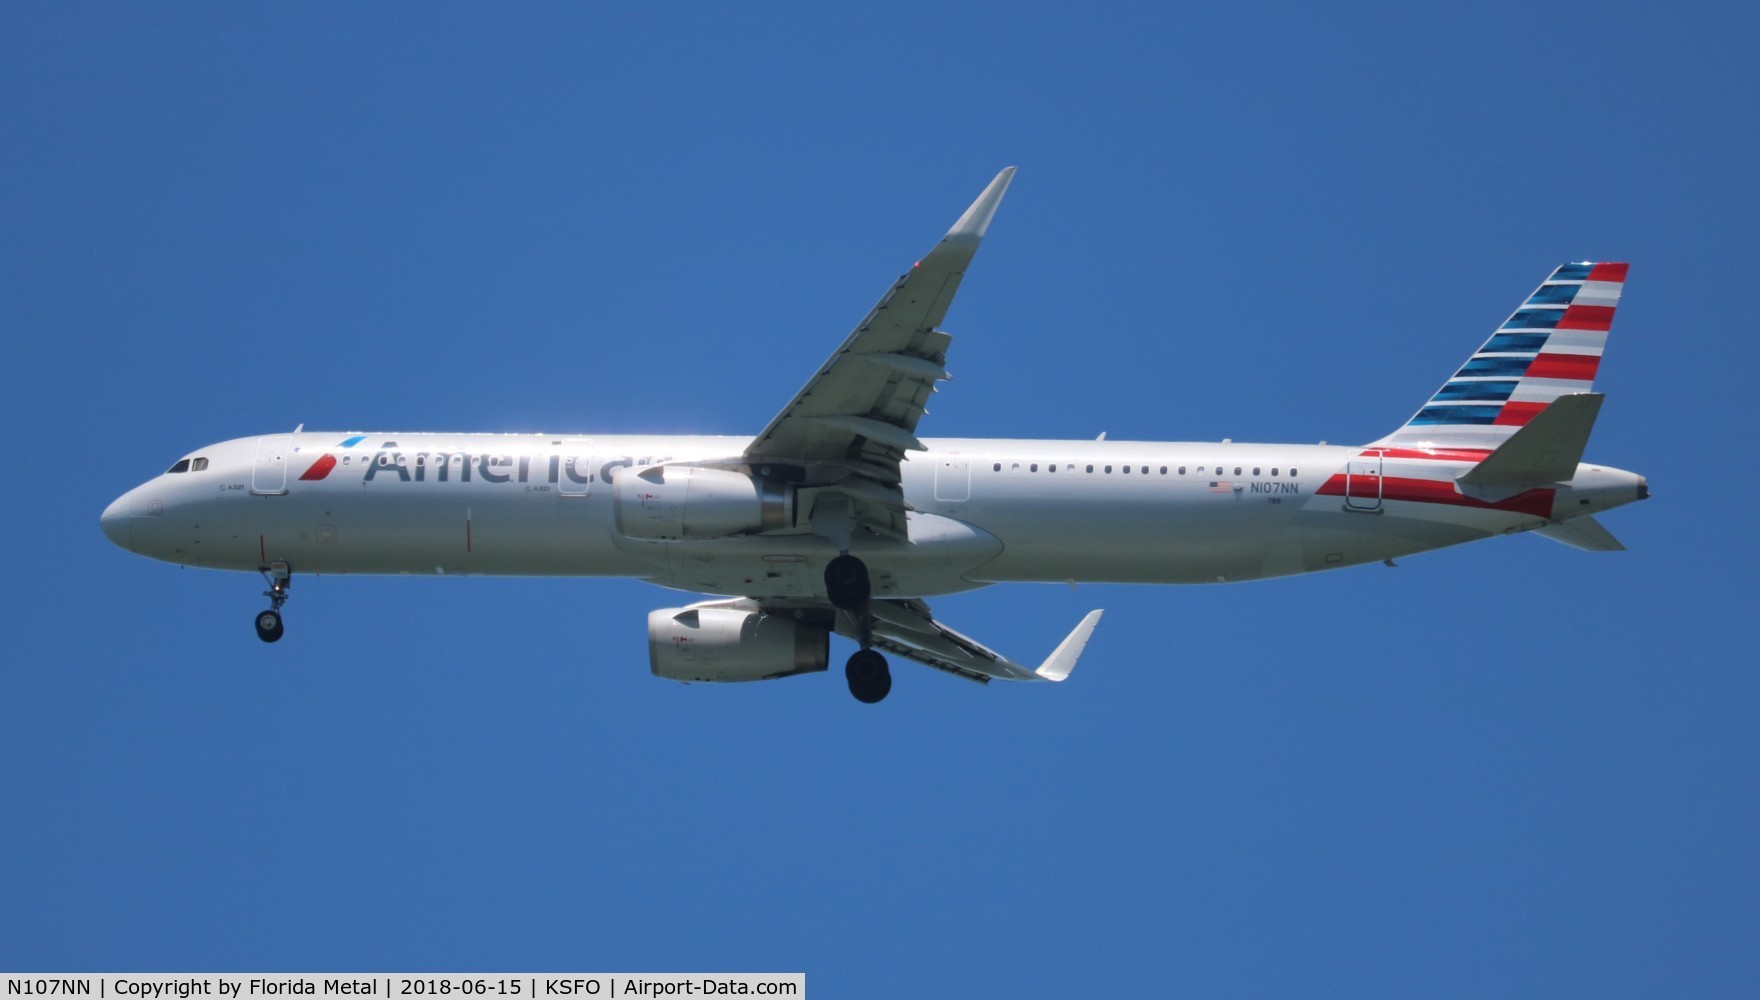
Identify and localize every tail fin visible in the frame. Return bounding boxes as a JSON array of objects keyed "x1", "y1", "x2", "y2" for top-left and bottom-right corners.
[{"x1": 1376, "y1": 262, "x2": 1627, "y2": 451}]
